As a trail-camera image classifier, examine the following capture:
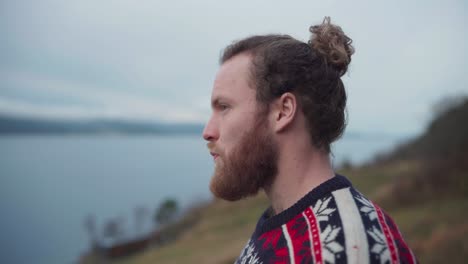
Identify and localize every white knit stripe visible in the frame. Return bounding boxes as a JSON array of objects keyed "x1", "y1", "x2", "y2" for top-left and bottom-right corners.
[
  {"x1": 302, "y1": 211, "x2": 316, "y2": 263},
  {"x1": 282, "y1": 224, "x2": 296, "y2": 264},
  {"x1": 332, "y1": 188, "x2": 369, "y2": 264}
]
